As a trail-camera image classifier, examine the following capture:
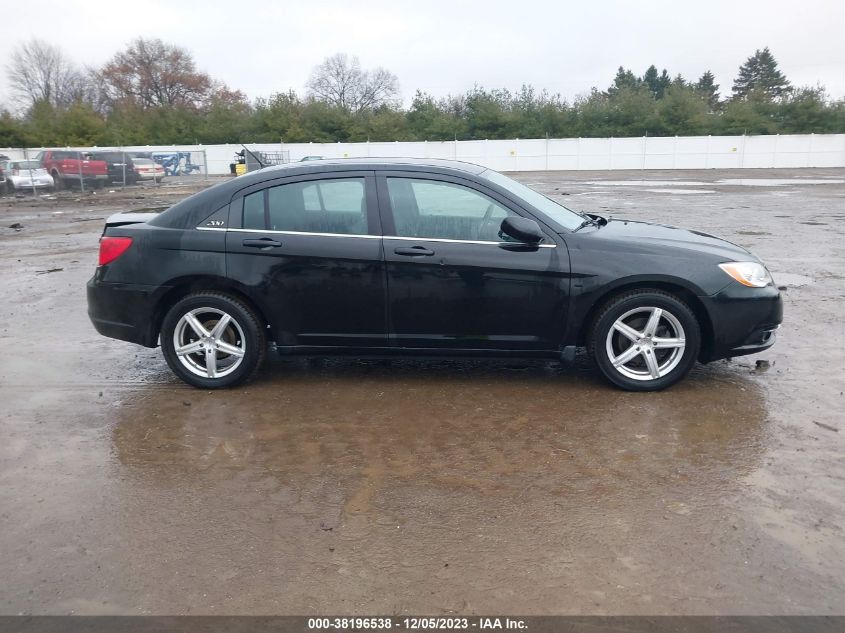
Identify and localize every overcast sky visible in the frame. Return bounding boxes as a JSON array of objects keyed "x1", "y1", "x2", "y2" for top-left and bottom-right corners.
[{"x1": 1, "y1": 0, "x2": 843, "y2": 107}]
